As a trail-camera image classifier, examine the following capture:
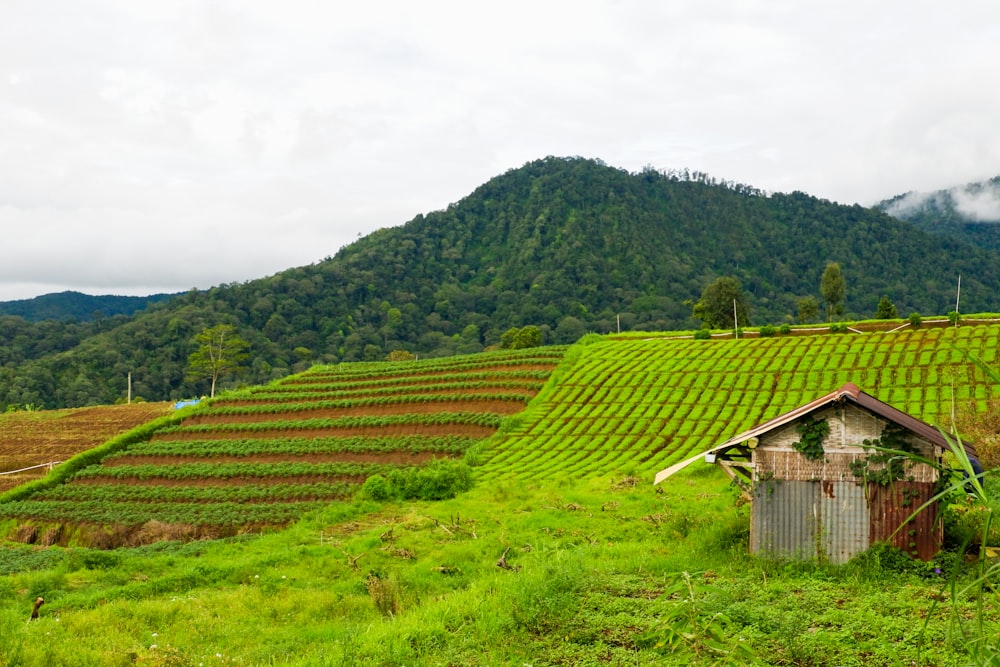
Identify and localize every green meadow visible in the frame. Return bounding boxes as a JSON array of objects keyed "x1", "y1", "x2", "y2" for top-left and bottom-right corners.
[{"x1": 3, "y1": 323, "x2": 1000, "y2": 665}]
